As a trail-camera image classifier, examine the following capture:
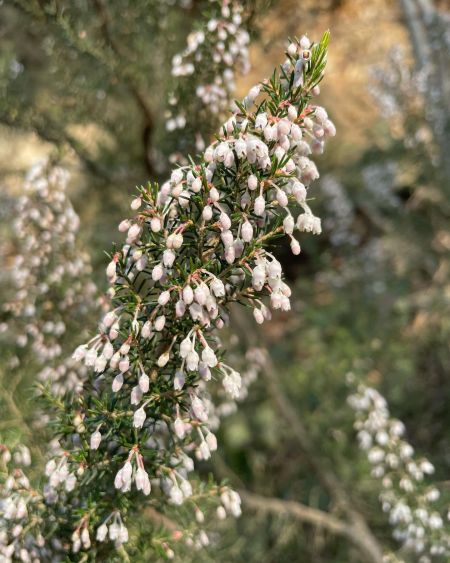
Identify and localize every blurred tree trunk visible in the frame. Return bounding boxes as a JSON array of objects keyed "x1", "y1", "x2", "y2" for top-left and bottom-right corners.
[{"x1": 399, "y1": 0, "x2": 450, "y2": 185}]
